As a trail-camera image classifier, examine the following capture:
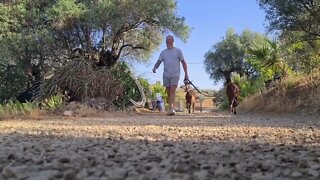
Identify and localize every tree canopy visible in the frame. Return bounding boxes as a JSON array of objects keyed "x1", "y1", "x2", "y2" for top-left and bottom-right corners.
[
  {"x1": 258, "y1": 0, "x2": 320, "y2": 72},
  {"x1": 258, "y1": 0, "x2": 320, "y2": 51},
  {"x1": 0, "y1": 0, "x2": 191, "y2": 102},
  {"x1": 204, "y1": 28, "x2": 266, "y2": 83}
]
